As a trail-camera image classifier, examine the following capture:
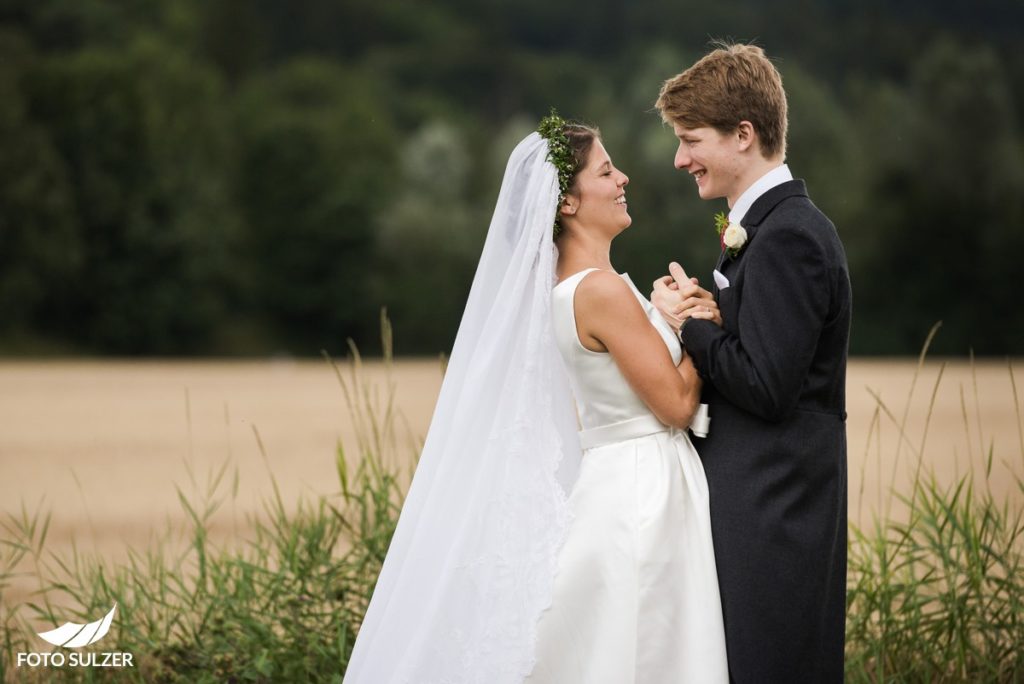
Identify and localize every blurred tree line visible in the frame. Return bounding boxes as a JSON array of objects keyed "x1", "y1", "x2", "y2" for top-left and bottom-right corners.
[{"x1": 0, "y1": 0, "x2": 1021, "y2": 356}]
